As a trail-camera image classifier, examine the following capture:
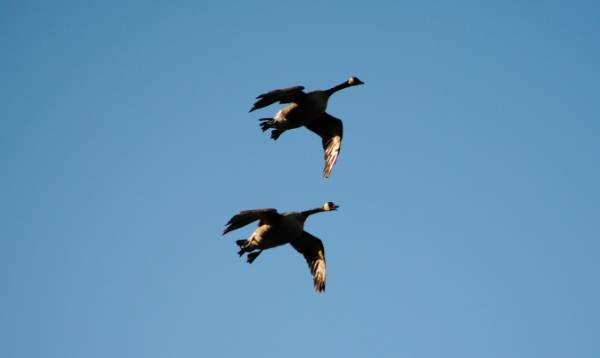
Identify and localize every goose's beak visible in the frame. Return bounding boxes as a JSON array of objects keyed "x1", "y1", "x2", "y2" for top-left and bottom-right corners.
[
  {"x1": 331, "y1": 204, "x2": 339, "y2": 210},
  {"x1": 355, "y1": 79, "x2": 364, "y2": 85}
]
